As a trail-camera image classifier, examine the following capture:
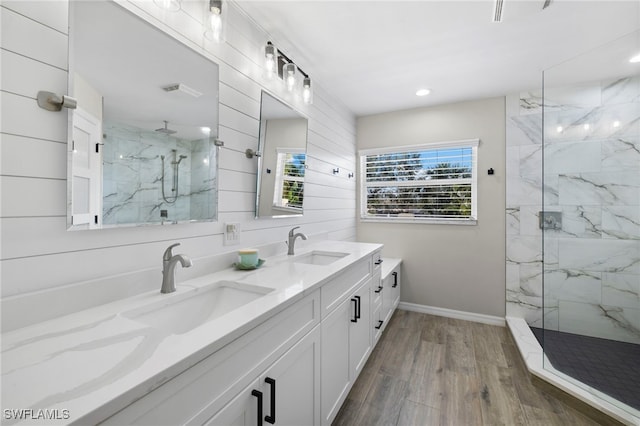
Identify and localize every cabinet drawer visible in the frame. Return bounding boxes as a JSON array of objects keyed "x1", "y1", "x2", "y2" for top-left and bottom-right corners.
[
  {"x1": 102, "y1": 290, "x2": 320, "y2": 426},
  {"x1": 320, "y1": 258, "x2": 370, "y2": 318}
]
